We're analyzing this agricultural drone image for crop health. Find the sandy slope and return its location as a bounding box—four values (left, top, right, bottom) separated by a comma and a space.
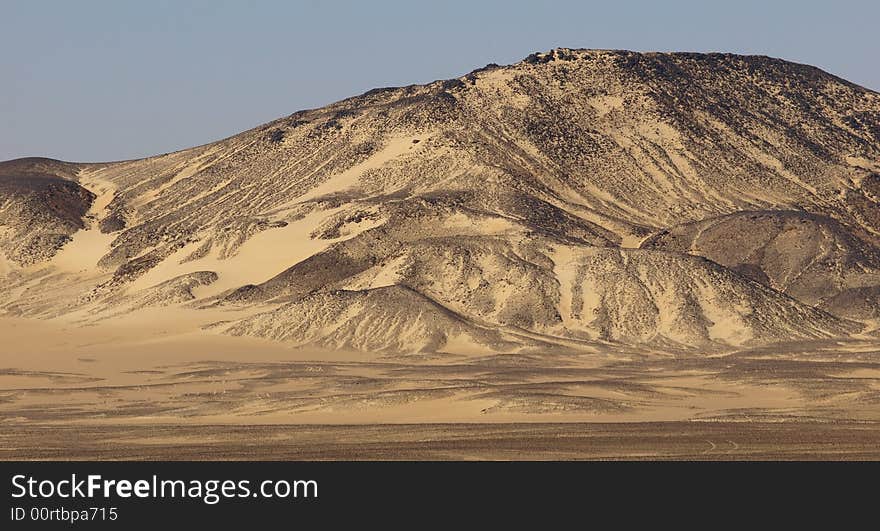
50, 172, 117, 273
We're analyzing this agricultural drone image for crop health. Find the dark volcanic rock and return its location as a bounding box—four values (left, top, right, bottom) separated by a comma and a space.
0, 159, 92, 264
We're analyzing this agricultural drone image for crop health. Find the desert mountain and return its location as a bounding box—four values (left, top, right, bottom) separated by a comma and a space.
1, 49, 879, 353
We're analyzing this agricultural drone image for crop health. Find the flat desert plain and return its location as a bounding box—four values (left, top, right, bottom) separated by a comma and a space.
2, 313, 879, 459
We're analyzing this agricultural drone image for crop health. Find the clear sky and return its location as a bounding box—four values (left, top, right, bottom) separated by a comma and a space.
2, 0, 878, 162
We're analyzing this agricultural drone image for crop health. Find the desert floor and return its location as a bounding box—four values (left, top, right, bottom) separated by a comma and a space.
2, 316, 879, 460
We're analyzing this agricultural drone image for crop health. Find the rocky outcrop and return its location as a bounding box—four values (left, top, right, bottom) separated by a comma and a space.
0, 158, 92, 265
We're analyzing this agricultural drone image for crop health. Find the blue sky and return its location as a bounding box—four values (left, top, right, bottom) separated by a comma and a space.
2, 0, 878, 162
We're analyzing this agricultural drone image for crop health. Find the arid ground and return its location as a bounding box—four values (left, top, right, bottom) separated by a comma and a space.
2, 315, 879, 459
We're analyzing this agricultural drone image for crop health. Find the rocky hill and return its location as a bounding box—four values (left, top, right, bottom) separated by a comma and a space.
1, 49, 878, 352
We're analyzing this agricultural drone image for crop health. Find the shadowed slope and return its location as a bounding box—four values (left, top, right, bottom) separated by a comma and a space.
0, 158, 92, 265
642, 210, 880, 319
